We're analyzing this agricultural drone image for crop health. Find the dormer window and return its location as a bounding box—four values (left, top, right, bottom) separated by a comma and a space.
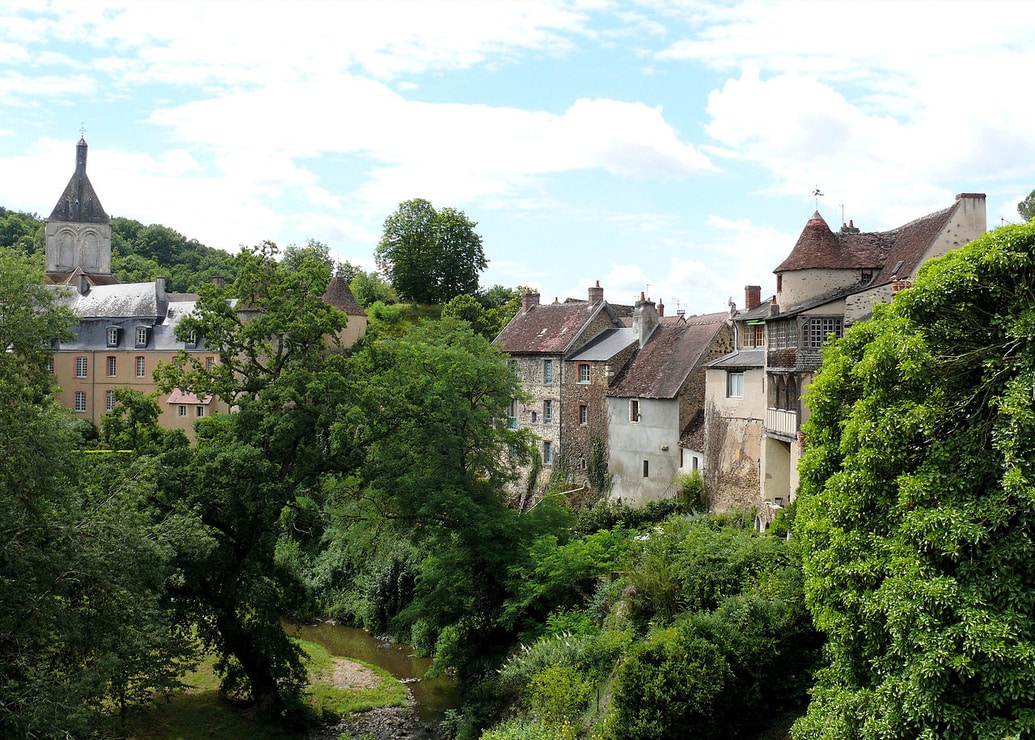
135, 326, 149, 348
106, 326, 120, 348
185, 331, 198, 348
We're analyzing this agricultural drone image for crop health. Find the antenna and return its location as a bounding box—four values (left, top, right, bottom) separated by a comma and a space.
812, 186, 824, 210
645, 283, 650, 299
79, 122, 86, 138
839, 203, 845, 225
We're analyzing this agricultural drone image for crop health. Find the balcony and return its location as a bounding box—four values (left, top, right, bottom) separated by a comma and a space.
765, 407, 798, 437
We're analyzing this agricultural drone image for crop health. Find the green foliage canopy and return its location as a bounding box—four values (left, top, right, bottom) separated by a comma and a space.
795, 221, 1035, 738
375, 198, 487, 304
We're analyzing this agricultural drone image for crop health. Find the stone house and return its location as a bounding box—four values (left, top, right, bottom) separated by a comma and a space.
705, 194, 986, 524
605, 296, 732, 504
493, 284, 626, 488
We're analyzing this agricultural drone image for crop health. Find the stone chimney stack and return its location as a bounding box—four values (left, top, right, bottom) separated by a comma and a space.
77, 273, 90, 295
632, 292, 658, 348
211, 275, 226, 288
522, 290, 540, 314
657, 298, 665, 317
744, 285, 761, 309
588, 280, 604, 304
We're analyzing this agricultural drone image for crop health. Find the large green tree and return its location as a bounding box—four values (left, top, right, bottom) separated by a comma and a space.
0, 251, 191, 736
375, 198, 487, 304
155, 242, 352, 722
794, 221, 1035, 738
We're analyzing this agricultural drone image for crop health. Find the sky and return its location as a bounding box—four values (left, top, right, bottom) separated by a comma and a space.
3, 0, 1035, 315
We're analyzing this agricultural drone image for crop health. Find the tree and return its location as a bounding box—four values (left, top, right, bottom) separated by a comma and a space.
155, 242, 352, 722
1019, 188, 1035, 222
0, 251, 191, 736
338, 318, 536, 676
794, 221, 1035, 738
375, 198, 487, 304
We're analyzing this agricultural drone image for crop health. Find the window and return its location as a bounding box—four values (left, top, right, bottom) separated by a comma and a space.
75, 356, 88, 378
205, 356, 215, 371
508, 399, 518, 429
543, 441, 553, 465
74, 391, 87, 413
186, 331, 197, 347
106, 390, 116, 412
543, 400, 553, 424
744, 323, 765, 348
107, 356, 117, 377
196, 406, 206, 418
135, 356, 146, 377
805, 317, 843, 348
577, 363, 590, 384
579, 404, 588, 426
178, 405, 188, 417
543, 359, 553, 384
770, 319, 797, 349
630, 399, 640, 422
642, 460, 649, 478
727, 371, 745, 398
135, 326, 149, 348
106, 326, 119, 348
46, 355, 54, 374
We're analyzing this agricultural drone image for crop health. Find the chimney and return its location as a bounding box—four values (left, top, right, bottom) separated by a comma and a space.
77, 273, 90, 295
657, 298, 665, 317
155, 277, 166, 297
744, 285, 761, 309
522, 290, 540, 313
588, 280, 604, 304
632, 292, 658, 347
211, 275, 225, 288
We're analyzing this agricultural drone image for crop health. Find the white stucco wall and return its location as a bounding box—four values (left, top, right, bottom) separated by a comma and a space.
606, 396, 681, 504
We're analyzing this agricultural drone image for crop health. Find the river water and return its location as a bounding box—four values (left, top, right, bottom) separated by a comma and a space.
290, 621, 462, 722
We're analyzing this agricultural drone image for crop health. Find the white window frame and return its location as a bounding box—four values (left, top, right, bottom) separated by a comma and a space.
727, 371, 745, 398
579, 404, 588, 426
74, 391, 87, 413
135, 356, 146, 377
577, 363, 590, 384
75, 356, 88, 378
543, 359, 553, 384
135, 326, 149, 348
543, 440, 553, 465
107, 355, 117, 377
178, 405, 188, 417
543, 399, 553, 424
106, 390, 116, 412
196, 406, 206, 418
106, 326, 119, 348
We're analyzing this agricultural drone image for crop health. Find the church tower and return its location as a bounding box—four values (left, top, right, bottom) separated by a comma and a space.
45, 137, 114, 285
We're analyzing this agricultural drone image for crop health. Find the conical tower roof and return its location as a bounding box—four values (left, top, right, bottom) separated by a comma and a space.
48, 137, 109, 224
775, 210, 881, 272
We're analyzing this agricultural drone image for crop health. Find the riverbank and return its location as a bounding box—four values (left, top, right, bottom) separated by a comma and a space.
310, 706, 445, 740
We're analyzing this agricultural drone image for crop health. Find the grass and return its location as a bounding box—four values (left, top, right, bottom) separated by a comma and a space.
117, 640, 407, 739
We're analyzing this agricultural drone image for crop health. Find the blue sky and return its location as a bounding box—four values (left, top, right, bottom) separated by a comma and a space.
3, 0, 1035, 315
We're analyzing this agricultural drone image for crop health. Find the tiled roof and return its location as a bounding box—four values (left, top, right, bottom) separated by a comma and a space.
608, 312, 726, 399
322, 276, 366, 315
775, 200, 962, 277
495, 301, 617, 354
679, 409, 706, 451
166, 389, 212, 405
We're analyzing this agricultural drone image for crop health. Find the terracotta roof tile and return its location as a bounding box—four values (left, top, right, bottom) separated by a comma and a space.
495, 301, 616, 354
322, 276, 366, 315
608, 312, 726, 399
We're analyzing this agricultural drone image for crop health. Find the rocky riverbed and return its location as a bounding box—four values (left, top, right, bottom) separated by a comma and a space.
310, 706, 445, 740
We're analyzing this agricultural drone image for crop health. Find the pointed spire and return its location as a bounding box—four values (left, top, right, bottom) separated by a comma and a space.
49, 138, 109, 224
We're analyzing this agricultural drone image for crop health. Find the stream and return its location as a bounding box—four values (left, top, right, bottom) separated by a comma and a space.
290, 621, 462, 723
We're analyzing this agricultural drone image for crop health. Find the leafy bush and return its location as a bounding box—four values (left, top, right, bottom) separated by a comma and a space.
528, 664, 591, 725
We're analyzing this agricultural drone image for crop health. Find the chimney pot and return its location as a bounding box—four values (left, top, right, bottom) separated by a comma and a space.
744, 285, 761, 309
588, 280, 604, 304
522, 290, 540, 313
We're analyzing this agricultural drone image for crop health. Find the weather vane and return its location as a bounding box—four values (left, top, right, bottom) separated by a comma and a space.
80, 122, 86, 138
813, 186, 824, 210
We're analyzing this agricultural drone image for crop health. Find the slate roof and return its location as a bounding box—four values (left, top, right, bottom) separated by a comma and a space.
322, 276, 366, 315
608, 312, 726, 399
567, 327, 637, 362
708, 348, 765, 370
54, 282, 164, 319
774, 200, 961, 277
495, 301, 618, 355
48, 138, 109, 224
